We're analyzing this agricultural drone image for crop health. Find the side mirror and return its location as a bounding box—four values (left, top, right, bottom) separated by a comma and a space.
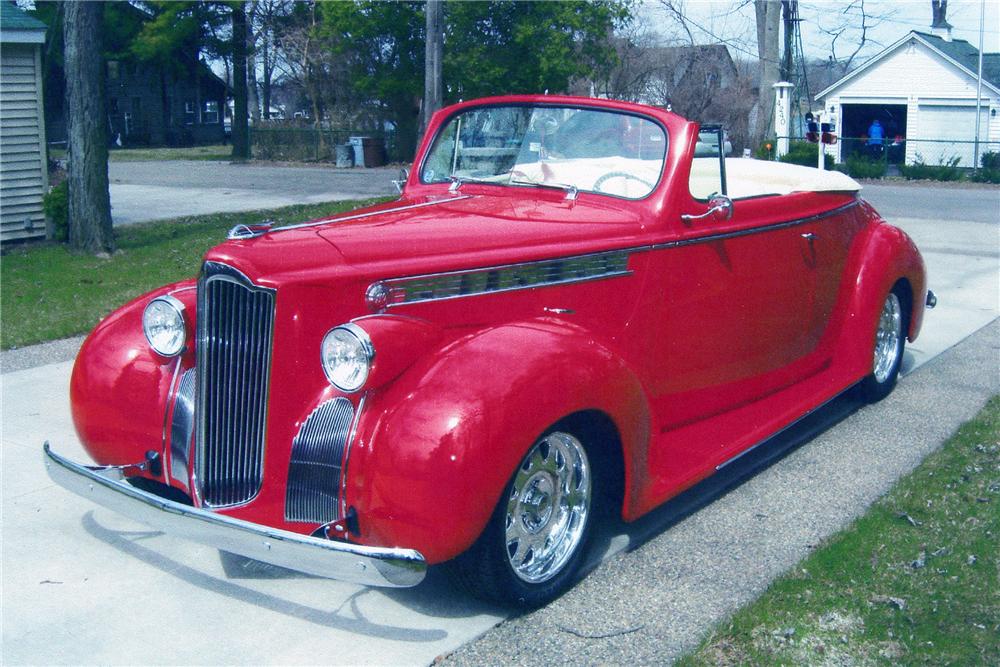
681, 194, 733, 223
393, 167, 409, 194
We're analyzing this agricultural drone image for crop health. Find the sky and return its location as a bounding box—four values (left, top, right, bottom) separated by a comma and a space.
642, 0, 1000, 64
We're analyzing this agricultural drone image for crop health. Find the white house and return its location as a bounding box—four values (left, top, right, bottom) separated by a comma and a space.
817, 29, 1000, 169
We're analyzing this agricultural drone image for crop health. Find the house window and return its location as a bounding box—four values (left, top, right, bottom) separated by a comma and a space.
107, 60, 120, 80
185, 101, 197, 125
203, 100, 220, 124
109, 98, 119, 115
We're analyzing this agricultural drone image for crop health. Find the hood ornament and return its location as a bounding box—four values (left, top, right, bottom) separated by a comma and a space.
227, 220, 275, 240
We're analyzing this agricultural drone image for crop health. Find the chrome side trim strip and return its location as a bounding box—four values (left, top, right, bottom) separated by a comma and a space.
646, 200, 859, 253
43, 444, 426, 587
376, 249, 632, 308
274, 195, 474, 233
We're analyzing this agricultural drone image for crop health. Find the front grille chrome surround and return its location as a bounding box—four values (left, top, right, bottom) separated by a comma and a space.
195, 262, 276, 508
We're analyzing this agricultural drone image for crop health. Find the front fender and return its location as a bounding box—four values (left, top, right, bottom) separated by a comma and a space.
71, 281, 197, 469
344, 319, 651, 563
837, 215, 927, 378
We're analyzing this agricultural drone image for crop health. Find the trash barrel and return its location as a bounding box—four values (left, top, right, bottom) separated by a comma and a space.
361, 137, 385, 167
335, 143, 354, 168
348, 136, 366, 167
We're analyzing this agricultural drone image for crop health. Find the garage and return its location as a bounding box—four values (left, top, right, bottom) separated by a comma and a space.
915, 103, 991, 168
817, 29, 1000, 168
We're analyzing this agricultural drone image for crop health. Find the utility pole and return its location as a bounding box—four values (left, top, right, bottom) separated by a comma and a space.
780, 1, 797, 83
423, 0, 443, 134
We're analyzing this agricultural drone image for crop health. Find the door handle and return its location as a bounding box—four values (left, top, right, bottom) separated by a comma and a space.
801, 232, 817, 241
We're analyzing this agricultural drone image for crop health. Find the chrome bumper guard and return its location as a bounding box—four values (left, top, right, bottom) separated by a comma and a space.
43, 443, 426, 587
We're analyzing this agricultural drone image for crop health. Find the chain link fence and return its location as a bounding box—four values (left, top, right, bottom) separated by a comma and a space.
250, 125, 388, 165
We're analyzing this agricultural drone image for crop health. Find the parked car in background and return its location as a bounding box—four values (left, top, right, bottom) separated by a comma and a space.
45, 95, 933, 607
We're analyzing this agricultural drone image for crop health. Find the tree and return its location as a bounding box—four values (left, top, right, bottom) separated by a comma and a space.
63, 1, 114, 254
231, 1, 250, 159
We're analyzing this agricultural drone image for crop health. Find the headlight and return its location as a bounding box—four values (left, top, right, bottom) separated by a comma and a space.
321, 323, 374, 392
142, 295, 187, 357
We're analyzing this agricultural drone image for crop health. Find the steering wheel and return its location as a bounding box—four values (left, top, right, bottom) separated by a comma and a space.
593, 171, 654, 193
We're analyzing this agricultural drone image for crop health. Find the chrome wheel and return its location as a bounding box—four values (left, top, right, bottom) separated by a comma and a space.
872, 292, 902, 383
505, 432, 591, 584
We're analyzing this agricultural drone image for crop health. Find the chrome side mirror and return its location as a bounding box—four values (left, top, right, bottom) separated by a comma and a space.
392, 167, 409, 194
681, 194, 733, 223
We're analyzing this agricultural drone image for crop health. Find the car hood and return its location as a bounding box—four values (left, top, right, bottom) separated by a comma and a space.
204, 192, 648, 285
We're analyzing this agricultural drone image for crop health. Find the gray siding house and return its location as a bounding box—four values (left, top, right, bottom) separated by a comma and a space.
1, 1, 48, 243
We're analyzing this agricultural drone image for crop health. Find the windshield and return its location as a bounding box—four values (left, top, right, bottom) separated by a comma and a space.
421, 105, 667, 199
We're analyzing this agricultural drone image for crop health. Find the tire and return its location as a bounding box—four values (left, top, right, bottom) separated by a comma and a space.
451, 428, 596, 608
860, 285, 908, 403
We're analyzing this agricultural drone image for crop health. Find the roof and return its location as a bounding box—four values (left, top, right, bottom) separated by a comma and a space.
1, 1, 46, 31
912, 31, 1000, 87
817, 30, 1000, 100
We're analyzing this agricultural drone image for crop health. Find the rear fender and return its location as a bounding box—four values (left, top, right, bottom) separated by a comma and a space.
837, 216, 927, 377
345, 319, 650, 563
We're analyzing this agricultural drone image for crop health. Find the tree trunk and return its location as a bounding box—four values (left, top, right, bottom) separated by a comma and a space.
231, 3, 250, 160
422, 0, 443, 135
246, 3, 261, 123
261, 34, 272, 120
754, 0, 781, 144
63, 0, 114, 254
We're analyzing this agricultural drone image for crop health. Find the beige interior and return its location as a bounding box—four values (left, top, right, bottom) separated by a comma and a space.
690, 157, 861, 200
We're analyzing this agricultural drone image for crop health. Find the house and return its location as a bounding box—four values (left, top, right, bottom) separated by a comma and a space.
817, 28, 1000, 168
0, 1, 48, 243
43, 2, 229, 148
102, 56, 229, 146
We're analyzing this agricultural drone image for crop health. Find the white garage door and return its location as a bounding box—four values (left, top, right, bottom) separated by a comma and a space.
914, 104, 989, 168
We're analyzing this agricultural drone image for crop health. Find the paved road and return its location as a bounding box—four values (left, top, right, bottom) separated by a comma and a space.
1, 181, 997, 664
861, 181, 999, 224
109, 161, 400, 225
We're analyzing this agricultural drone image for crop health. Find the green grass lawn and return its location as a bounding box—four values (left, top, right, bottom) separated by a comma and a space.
49, 144, 232, 162
678, 395, 1000, 666
0, 198, 389, 350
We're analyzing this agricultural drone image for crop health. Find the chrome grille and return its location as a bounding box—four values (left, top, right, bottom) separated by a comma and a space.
169, 368, 196, 489
195, 263, 275, 507
285, 398, 355, 523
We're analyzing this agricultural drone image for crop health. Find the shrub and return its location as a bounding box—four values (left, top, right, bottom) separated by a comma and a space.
42, 180, 68, 242
778, 140, 834, 169
844, 154, 887, 179
898, 154, 964, 181
980, 151, 1000, 170
969, 168, 1000, 184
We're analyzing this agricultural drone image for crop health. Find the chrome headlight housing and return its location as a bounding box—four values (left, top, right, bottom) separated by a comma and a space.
321, 323, 374, 392
142, 295, 187, 357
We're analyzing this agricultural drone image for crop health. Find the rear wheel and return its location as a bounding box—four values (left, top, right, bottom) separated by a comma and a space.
452, 429, 594, 607
860, 286, 908, 402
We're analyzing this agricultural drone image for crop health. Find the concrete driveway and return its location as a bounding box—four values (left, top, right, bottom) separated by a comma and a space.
109, 161, 400, 225
1, 182, 997, 665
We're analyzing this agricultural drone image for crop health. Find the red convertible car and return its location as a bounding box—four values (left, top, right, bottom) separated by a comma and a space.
45, 95, 934, 607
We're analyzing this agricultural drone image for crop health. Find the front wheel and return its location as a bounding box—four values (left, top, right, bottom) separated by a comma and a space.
451, 429, 594, 607
860, 287, 908, 402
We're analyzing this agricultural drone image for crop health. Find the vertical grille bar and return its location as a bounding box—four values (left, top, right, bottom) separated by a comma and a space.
195, 263, 275, 507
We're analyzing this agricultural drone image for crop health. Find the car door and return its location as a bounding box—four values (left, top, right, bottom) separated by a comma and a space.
641, 134, 820, 477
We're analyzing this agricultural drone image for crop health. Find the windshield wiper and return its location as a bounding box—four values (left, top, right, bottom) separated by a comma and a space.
510, 179, 579, 201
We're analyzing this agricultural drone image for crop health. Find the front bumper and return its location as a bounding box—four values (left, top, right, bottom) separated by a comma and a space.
43, 444, 426, 587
